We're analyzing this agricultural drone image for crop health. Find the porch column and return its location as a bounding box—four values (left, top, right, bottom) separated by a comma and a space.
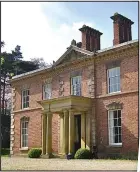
59, 113, 64, 154
81, 111, 86, 148
86, 110, 91, 150
42, 112, 47, 154
68, 109, 75, 154
46, 112, 52, 157
92, 107, 96, 146
63, 110, 69, 154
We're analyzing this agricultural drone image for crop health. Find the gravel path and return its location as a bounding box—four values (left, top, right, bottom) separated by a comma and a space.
1, 157, 138, 170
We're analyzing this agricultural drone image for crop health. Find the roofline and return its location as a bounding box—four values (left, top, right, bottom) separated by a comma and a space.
54, 45, 93, 66
96, 39, 138, 54
10, 39, 138, 82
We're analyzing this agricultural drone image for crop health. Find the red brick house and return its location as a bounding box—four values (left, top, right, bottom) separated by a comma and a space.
10, 13, 138, 158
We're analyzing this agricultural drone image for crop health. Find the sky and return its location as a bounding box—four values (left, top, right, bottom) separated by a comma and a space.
1, 2, 138, 64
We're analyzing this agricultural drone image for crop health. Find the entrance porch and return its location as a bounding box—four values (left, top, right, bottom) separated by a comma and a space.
38, 95, 93, 158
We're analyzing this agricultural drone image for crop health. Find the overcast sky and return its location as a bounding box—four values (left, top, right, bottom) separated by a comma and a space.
1, 2, 138, 64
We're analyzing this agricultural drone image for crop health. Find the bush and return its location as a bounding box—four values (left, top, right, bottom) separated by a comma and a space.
28, 148, 42, 158
74, 148, 92, 159
1, 148, 10, 156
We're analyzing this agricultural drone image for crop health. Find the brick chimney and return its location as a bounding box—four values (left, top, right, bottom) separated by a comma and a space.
79, 25, 103, 51
110, 12, 134, 45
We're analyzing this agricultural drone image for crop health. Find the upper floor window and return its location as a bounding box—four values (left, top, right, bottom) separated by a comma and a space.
71, 76, 81, 96
107, 67, 120, 93
108, 110, 122, 146
21, 117, 29, 148
22, 89, 29, 109
43, 83, 52, 100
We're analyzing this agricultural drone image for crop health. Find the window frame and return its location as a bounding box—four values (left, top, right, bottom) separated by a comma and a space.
107, 66, 121, 94
21, 118, 29, 148
108, 109, 122, 146
43, 83, 52, 100
21, 89, 29, 109
71, 75, 81, 96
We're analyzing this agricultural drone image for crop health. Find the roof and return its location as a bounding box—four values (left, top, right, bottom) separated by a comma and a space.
11, 39, 138, 82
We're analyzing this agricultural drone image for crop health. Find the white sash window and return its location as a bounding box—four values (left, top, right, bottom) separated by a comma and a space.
22, 89, 29, 109
107, 67, 120, 93
71, 76, 81, 96
21, 118, 28, 148
108, 110, 122, 145
43, 83, 52, 100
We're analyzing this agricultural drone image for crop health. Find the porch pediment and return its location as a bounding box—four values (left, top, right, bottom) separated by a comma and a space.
38, 95, 93, 113
54, 45, 93, 66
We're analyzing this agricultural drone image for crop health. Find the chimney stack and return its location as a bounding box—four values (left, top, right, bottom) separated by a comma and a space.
110, 12, 134, 45
79, 25, 103, 51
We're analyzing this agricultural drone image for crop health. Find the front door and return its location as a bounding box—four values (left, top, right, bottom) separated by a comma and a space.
74, 115, 81, 153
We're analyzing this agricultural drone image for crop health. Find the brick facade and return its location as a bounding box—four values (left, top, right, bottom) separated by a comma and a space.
10, 13, 138, 157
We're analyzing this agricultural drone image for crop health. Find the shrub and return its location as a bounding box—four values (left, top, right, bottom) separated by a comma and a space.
28, 148, 42, 158
1, 148, 10, 156
74, 148, 92, 159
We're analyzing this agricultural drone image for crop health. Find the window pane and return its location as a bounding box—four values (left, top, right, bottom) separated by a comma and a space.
114, 127, 118, 134
114, 111, 117, 118
108, 69, 113, 77
109, 86, 113, 93
118, 110, 121, 118
116, 76, 120, 84
23, 91, 26, 96
27, 102, 29, 108
116, 84, 120, 91
118, 127, 121, 134
119, 135, 122, 143
23, 97, 26, 103
26, 96, 29, 102
114, 119, 117, 126
118, 118, 121, 126
115, 135, 118, 143
116, 68, 120, 76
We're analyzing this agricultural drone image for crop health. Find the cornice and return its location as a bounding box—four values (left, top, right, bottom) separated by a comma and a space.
10, 40, 138, 83
13, 107, 42, 114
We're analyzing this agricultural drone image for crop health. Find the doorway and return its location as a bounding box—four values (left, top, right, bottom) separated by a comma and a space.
74, 115, 81, 153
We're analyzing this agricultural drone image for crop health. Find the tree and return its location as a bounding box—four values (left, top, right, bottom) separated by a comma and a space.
30, 57, 51, 68
1, 42, 52, 148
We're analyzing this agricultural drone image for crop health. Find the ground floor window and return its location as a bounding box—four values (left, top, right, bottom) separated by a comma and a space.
108, 110, 122, 145
21, 117, 29, 148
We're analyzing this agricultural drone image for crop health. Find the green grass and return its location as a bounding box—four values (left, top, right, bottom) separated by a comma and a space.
106, 153, 138, 160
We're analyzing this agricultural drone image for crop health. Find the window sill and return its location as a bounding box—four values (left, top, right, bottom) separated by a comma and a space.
108, 144, 122, 148
108, 91, 121, 95
19, 147, 29, 151
22, 107, 30, 110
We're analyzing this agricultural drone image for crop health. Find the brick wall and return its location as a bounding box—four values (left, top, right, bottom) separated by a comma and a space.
13, 109, 42, 154
96, 93, 138, 156
95, 47, 138, 156
11, 44, 138, 156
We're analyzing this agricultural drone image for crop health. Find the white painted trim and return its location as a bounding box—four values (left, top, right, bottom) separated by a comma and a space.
108, 110, 122, 146
107, 67, 121, 94
21, 119, 29, 148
